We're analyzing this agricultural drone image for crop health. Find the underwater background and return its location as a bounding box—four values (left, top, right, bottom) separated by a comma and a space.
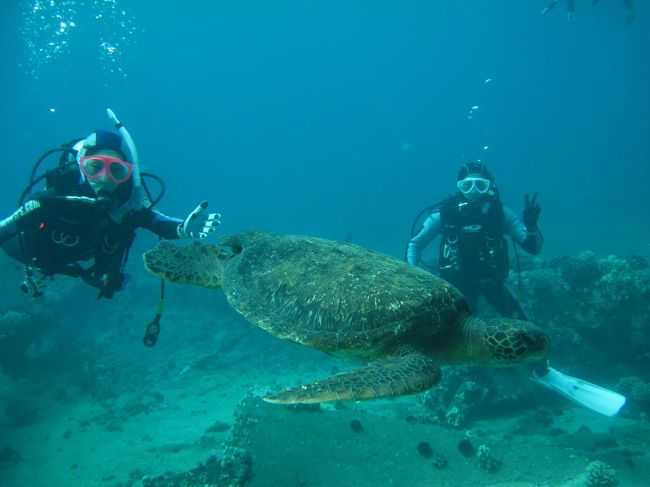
1, 1, 650, 486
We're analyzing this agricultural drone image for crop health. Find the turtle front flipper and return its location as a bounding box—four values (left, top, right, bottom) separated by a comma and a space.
143, 241, 227, 289
264, 353, 442, 404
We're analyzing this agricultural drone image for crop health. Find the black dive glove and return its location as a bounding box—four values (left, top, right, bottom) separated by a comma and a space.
523, 192, 541, 231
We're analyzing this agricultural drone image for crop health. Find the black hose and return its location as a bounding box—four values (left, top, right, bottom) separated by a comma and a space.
141, 172, 166, 208
20, 149, 77, 205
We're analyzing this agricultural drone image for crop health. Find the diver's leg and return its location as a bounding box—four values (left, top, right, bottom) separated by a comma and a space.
448, 277, 480, 314
541, 0, 560, 14
567, 0, 576, 20
624, 0, 635, 23
481, 281, 531, 321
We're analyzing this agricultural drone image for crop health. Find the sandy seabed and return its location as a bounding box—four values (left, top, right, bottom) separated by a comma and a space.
1, 285, 648, 487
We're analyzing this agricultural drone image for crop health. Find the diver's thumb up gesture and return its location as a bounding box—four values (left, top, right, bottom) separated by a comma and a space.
178, 201, 221, 239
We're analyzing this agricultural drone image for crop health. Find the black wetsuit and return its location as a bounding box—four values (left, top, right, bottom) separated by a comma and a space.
407, 196, 543, 319
0, 173, 182, 298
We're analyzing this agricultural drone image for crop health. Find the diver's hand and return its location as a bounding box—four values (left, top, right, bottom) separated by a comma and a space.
523, 192, 541, 231
178, 201, 221, 239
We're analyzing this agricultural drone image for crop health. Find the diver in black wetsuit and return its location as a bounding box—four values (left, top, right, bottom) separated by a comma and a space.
0, 110, 220, 299
407, 162, 626, 416
542, 0, 635, 23
541, 0, 576, 21
407, 162, 542, 320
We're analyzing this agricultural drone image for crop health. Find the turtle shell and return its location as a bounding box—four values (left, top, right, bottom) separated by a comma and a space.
220, 231, 467, 357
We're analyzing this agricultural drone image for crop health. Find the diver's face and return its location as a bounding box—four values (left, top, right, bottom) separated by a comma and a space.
81, 149, 127, 197
457, 174, 493, 203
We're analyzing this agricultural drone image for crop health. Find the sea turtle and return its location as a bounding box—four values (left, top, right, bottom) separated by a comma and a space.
143, 231, 549, 404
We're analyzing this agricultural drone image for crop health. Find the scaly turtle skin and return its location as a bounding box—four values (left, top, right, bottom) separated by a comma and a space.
143, 231, 549, 404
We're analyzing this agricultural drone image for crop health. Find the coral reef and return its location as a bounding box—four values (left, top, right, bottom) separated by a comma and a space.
0, 304, 55, 378
218, 446, 253, 487
416, 370, 493, 428
401, 250, 650, 429
615, 376, 650, 417
557, 251, 603, 291
583, 460, 618, 487
141, 454, 223, 487
561, 460, 618, 487
410, 366, 536, 430
138, 394, 255, 487
517, 252, 650, 378
477, 444, 501, 473
431, 450, 448, 469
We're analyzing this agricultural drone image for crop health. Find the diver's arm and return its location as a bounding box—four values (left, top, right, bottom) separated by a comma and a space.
504, 207, 543, 255
138, 208, 183, 240
138, 203, 221, 240
0, 200, 43, 244
407, 213, 442, 265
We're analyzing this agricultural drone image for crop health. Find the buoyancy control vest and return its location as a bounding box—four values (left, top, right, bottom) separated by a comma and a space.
16, 168, 140, 297
438, 196, 509, 282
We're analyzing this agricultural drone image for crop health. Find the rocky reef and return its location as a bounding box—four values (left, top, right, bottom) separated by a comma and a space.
138, 395, 255, 487
521, 252, 649, 377
0, 304, 55, 378
409, 251, 649, 428
562, 460, 619, 487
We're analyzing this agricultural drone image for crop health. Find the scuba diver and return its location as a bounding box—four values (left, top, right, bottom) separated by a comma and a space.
541, 0, 577, 20
407, 162, 626, 417
0, 109, 220, 300
542, 0, 635, 23
407, 162, 542, 319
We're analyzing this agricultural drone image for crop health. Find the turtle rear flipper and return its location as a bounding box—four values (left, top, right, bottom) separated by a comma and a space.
264, 353, 442, 404
143, 241, 226, 289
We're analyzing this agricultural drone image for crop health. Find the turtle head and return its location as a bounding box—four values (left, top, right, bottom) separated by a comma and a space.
477, 317, 550, 366
143, 241, 226, 289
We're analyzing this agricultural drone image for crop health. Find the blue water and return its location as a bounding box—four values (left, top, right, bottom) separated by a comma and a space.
1, 1, 649, 259
1, 3, 649, 485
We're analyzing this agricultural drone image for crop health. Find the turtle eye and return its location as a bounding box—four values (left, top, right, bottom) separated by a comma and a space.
518, 330, 547, 353
228, 244, 243, 255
